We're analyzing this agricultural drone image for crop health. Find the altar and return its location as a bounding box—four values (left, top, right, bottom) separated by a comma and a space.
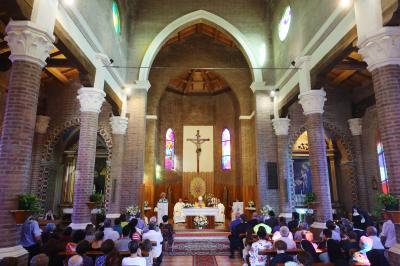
182, 207, 218, 229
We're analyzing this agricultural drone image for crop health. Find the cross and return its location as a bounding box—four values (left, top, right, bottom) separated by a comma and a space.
186, 130, 210, 173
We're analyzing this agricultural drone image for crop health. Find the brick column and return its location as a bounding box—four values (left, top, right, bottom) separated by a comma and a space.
298, 89, 332, 223
272, 118, 291, 214
121, 85, 148, 209
348, 118, 368, 210
30, 115, 51, 197
0, 21, 53, 261
106, 116, 128, 218
70, 87, 105, 229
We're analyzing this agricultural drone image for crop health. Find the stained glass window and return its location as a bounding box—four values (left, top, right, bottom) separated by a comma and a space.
165, 128, 175, 170
278, 6, 292, 42
112, 1, 121, 34
377, 142, 389, 194
222, 129, 231, 170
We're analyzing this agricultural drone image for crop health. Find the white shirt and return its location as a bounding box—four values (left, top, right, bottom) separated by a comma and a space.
278, 236, 297, 250
368, 235, 385, 250
272, 231, 293, 241
142, 230, 163, 257
122, 256, 147, 266
380, 219, 396, 248
103, 228, 120, 242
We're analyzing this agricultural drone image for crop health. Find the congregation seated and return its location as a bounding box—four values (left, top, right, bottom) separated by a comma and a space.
66, 229, 86, 252
60, 226, 73, 243
248, 227, 272, 266
95, 239, 121, 266
68, 255, 83, 266
116, 226, 132, 251
91, 231, 104, 251
270, 240, 294, 266
113, 218, 123, 236
294, 222, 307, 241
248, 212, 260, 229
319, 220, 341, 242
341, 231, 359, 261
253, 221, 272, 235
139, 239, 154, 266
159, 215, 174, 249
128, 219, 142, 241
300, 231, 320, 263
122, 240, 146, 266
41, 223, 56, 244
288, 212, 300, 233
85, 224, 96, 242
103, 219, 120, 241
75, 240, 94, 266
274, 226, 296, 250
142, 221, 163, 266
229, 214, 249, 258
265, 211, 279, 230
366, 226, 384, 250
319, 229, 346, 265
30, 253, 49, 266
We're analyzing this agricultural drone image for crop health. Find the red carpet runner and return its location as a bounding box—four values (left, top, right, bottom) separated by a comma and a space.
193, 255, 218, 266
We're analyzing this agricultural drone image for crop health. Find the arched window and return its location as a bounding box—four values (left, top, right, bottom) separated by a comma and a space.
377, 142, 389, 194
222, 129, 231, 170
112, 1, 121, 34
165, 128, 175, 170
278, 6, 292, 41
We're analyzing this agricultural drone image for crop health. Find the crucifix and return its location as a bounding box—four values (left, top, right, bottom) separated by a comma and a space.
186, 130, 210, 173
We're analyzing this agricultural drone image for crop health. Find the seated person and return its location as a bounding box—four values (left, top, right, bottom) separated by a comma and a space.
288, 212, 300, 233
84, 224, 95, 242
253, 222, 272, 235
159, 215, 174, 249
270, 240, 294, 266
319, 229, 346, 264
248, 212, 260, 228
103, 219, 120, 241
294, 222, 307, 241
45, 210, 55, 221
194, 196, 206, 208
30, 254, 49, 266
265, 210, 279, 230
275, 226, 296, 250
95, 239, 121, 266
139, 239, 153, 266
248, 227, 273, 266
352, 236, 372, 266
296, 252, 314, 266
122, 240, 146, 266
319, 220, 341, 241
142, 222, 163, 266
91, 231, 104, 251
113, 218, 123, 236
129, 219, 142, 241
66, 230, 86, 252
229, 213, 247, 258
68, 255, 83, 266
116, 226, 131, 251
341, 231, 360, 261
300, 231, 320, 263
366, 226, 385, 250
76, 240, 93, 266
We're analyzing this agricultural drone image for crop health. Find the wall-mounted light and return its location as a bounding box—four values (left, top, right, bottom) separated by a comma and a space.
63, 0, 75, 6
339, 0, 352, 8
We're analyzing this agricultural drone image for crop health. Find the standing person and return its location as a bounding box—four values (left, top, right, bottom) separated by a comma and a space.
21, 216, 42, 262
159, 215, 174, 249
380, 212, 396, 249
122, 240, 146, 266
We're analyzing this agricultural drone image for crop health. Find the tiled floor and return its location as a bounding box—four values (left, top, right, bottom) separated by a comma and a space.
163, 255, 244, 266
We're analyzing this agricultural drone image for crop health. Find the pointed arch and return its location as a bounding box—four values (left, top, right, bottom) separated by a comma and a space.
165, 128, 175, 170
138, 10, 263, 84
221, 128, 231, 170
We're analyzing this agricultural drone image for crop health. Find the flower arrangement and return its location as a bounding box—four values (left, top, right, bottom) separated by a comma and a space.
260, 204, 273, 216
194, 215, 208, 228
143, 201, 149, 208
248, 200, 255, 208
183, 203, 194, 208
126, 205, 140, 216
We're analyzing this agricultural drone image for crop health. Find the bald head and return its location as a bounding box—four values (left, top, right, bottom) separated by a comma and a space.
30, 254, 49, 266
68, 255, 83, 266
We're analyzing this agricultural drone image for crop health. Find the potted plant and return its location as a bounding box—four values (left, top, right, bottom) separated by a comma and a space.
304, 192, 317, 210
10, 194, 41, 224
377, 193, 400, 223
87, 193, 104, 209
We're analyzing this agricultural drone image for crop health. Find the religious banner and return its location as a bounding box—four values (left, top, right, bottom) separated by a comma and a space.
293, 159, 312, 195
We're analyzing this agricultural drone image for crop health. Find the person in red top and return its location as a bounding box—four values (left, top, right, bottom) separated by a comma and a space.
129, 219, 141, 241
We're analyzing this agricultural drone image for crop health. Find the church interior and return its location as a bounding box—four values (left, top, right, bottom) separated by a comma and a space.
0, 0, 400, 265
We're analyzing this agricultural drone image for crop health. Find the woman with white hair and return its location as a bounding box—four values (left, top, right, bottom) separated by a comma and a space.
276, 226, 296, 250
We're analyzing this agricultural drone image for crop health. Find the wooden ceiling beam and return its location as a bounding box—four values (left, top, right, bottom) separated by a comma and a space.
333, 61, 367, 71
332, 70, 357, 85
46, 58, 75, 68
44, 67, 70, 84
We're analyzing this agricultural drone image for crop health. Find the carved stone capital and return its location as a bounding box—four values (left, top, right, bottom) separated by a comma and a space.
5, 21, 54, 68
35, 115, 50, 134
358, 27, 400, 71
298, 89, 326, 115
272, 118, 290, 136
110, 116, 128, 135
348, 118, 363, 136
77, 87, 106, 113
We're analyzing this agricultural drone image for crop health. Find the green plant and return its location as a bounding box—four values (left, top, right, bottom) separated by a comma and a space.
89, 193, 104, 204
304, 192, 317, 205
377, 193, 399, 210
18, 194, 41, 213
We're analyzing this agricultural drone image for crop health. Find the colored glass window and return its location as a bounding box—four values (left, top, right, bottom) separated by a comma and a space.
278, 6, 292, 41
165, 128, 175, 170
377, 142, 389, 194
112, 1, 121, 34
222, 129, 231, 170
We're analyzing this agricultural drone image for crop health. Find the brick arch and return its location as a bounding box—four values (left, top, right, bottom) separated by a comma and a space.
288, 121, 358, 207
38, 119, 113, 206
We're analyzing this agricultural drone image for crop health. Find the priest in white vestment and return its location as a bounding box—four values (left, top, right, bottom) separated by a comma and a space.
173, 198, 186, 223
216, 199, 225, 223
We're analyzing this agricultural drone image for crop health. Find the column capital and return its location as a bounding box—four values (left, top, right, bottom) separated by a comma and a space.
272, 118, 290, 136
110, 116, 128, 135
358, 27, 400, 71
77, 87, 106, 113
298, 89, 326, 115
5, 21, 54, 68
35, 115, 51, 134
348, 118, 363, 136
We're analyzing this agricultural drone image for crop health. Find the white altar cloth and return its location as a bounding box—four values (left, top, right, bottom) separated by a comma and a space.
182, 207, 219, 217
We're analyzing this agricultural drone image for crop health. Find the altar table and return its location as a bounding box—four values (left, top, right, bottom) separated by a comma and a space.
182, 207, 218, 229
